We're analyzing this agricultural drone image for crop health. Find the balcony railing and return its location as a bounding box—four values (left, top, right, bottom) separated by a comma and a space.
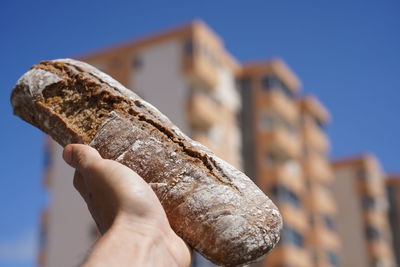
187, 93, 220, 130
302, 122, 330, 154
279, 203, 310, 232
182, 50, 218, 89
257, 90, 299, 123
259, 127, 301, 159
260, 164, 305, 194
302, 156, 334, 184
306, 184, 337, 214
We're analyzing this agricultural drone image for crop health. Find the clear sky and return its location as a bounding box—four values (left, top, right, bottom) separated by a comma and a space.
0, 0, 399, 266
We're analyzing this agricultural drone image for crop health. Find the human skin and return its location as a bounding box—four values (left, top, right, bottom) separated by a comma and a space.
63, 144, 191, 267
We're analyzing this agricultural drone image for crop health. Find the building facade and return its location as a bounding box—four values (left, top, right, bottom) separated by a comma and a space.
332, 155, 396, 267
238, 60, 310, 267
386, 176, 400, 267
238, 61, 341, 267
39, 20, 399, 267
298, 97, 341, 267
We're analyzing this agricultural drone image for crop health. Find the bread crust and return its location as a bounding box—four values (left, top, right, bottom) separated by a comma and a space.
11, 59, 282, 266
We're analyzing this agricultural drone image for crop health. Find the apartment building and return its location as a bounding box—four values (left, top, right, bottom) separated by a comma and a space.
39, 20, 346, 267
238, 60, 312, 267
39, 21, 241, 267
332, 155, 396, 267
386, 176, 400, 266
298, 96, 341, 267
237, 62, 341, 267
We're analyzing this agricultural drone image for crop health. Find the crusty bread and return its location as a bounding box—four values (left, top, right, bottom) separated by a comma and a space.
11, 59, 282, 266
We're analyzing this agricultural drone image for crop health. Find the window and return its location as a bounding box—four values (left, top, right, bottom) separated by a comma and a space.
366, 225, 381, 240
326, 251, 339, 266
285, 120, 299, 137
266, 151, 280, 165
315, 118, 325, 130
237, 77, 252, 91
258, 110, 298, 134
39, 226, 47, 250
357, 167, 368, 180
362, 195, 376, 209
309, 215, 315, 227
43, 145, 51, 169
184, 39, 194, 56
281, 226, 304, 247
372, 258, 386, 267
302, 145, 310, 157
201, 45, 218, 66
208, 125, 223, 146
312, 250, 318, 264
132, 55, 143, 69
261, 75, 274, 91
284, 160, 301, 176
265, 150, 289, 166
305, 179, 312, 191
259, 112, 276, 131
110, 58, 121, 69
322, 216, 336, 231
261, 74, 293, 99
270, 185, 301, 208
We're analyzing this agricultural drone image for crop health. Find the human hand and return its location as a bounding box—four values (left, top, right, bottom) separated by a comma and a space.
63, 144, 191, 267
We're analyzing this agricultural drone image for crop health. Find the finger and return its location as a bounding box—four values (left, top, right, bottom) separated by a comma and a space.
63, 144, 102, 172
73, 171, 87, 200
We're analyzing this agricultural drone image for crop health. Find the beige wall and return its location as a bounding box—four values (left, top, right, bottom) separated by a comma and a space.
332, 167, 369, 267
214, 66, 241, 168
45, 140, 95, 267
131, 38, 189, 133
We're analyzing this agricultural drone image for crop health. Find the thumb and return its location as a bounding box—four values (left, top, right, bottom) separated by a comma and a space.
63, 144, 102, 173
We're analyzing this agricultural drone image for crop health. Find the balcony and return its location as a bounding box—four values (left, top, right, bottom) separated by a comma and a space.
260, 163, 305, 193
256, 90, 299, 123
265, 244, 311, 267
356, 177, 386, 198
367, 240, 396, 261
187, 93, 220, 130
306, 184, 337, 214
182, 40, 218, 89
258, 127, 301, 159
302, 156, 334, 184
308, 226, 340, 254
364, 210, 390, 229
318, 224, 341, 249
191, 132, 217, 152
302, 122, 330, 154
279, 203, 309, 232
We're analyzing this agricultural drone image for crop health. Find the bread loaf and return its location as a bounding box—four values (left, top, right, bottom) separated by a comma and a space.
11, 59, 282, 266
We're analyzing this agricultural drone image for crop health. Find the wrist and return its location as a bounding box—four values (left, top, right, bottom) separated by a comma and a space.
82, 214, 160, 267
83, 212, 189, 267
111, 211, 170, 239
109, 212, 191, 267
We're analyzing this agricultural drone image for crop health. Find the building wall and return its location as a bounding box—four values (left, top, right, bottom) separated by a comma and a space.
44, 141, 96, 267
299, 96, 340, 267
331, 167, 369, 267
131, 38, 188, 132
40, 20, 398, 267
239, 61, 313, 267
332, 156, 396, 267
386, 176, 400, 267
212, 66, 241, 168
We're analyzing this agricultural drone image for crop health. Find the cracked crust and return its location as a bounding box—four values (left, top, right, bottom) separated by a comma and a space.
10, 58, 282, 266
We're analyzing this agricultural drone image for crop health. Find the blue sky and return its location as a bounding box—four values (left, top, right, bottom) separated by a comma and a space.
0, 1, 399, 266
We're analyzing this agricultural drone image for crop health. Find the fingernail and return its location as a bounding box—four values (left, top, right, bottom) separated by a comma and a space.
63, 145, 73, 166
